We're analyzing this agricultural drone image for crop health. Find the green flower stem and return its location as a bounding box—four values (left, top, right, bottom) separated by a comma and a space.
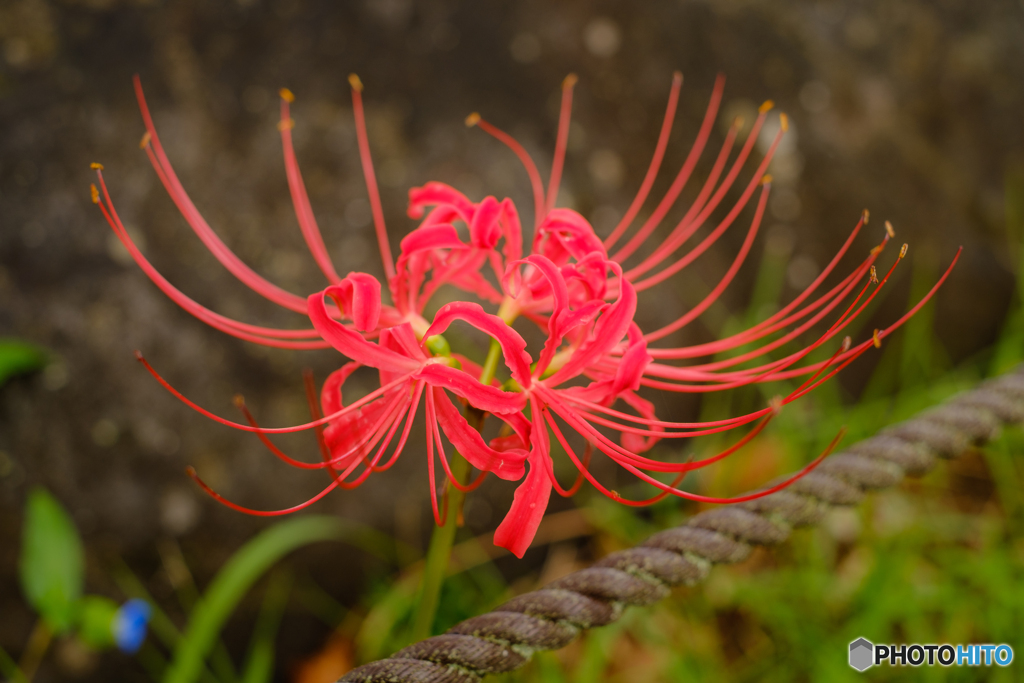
410, 334, 505, 641
17, 620, 50, 683
479, 334, 505, 387
410, 445, 472, 642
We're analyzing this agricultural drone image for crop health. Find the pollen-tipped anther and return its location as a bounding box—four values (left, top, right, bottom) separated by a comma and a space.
759, 99, 775, 113
769, 395, 784, 414
90, 184, 100, 204
842, 336, 852, 352
90, 162, 104, 170
562, 73, 579, 89
862, 209, 870, 224
779, 113, 789, 132
761, 174, 773, 186
872, 329, 882, 348
233, 394, 246, 408
133, 350, 145, 362
885, 220, 895, 238
185, 465, 198, 478
139, 132, 151, 149
899, 243, 908, 258
279, 88, 295, 103
347, 74, 364, 92
870, 265, 879, 283
465, 112, 481, 127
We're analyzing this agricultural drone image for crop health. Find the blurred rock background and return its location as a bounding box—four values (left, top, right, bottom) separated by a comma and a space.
1, 0, 1022, 680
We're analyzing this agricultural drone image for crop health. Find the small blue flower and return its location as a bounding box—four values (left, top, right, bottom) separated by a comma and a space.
113, 599, 151, 653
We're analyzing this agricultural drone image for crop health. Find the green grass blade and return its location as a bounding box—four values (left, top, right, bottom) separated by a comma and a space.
163, 516, 390, 683
240, 570, 291, 683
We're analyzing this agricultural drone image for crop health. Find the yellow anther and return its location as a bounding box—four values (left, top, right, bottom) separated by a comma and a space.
465, 112, 481, 127
870, 244, 883, 256
279, 88, 295, 102
90, 184, 99, 204
885, 220, 895, 238
562, 73, 578, 88
90, 162, 104, 170
759, 99, 775, 113
233, 394, 246, 408
769, 395, 784, 414
862, 208, 870, 224
870, 265, 878, 283
872, 329, 882, 348
348, 73, 364, 92
900, 243, 908, 258
842, 336, 852, 352
733, 116, 744, 129
277, 118, 295, 131
139, 131, 151, 149
779, 112, 789, 132
761, 174, 773, 186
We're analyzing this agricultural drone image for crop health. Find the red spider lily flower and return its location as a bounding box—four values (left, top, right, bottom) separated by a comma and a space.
394, 74, 959, 555
90, 70, 959, 558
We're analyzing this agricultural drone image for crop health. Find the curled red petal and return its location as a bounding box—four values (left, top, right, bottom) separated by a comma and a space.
308, 288, 418, 373
424, 301, 533, 388
432, 388, 527, 480
399, 223, 466, 254
408, 181, 475, 221
327, 273, 381, 331
493, 398, 552, 558
413, 363, 526, 415
470, 196, 502, 249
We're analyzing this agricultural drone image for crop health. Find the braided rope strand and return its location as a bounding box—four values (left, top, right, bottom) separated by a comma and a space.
340, 366, 1024, 683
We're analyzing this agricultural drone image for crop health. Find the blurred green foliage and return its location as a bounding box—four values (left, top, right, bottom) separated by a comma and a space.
19, 487, 85, 635
0, 340, 46, 388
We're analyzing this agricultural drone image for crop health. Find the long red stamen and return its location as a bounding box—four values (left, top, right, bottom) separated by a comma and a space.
236, 390, 406, 471
628, 112, 785, 288
603, 71, 685, 248
641, 178, 769, 334
467, 114, 546, 227
348, 74, 395, 280
93, 174, 328, 348
372, 381, 424, 472
637, 271, 877, 391
612, 96, 738, 265
132, 76, 309, 314
135, 351, 410, 433
545, 74, 577, 215
304, 370, 331, 463
186, 466, 341, 517
278, 89, 343, 284
606, 74, 725, 255
616, 427, 843, 505
644, 213, 875, 349
770, 247, 962, 385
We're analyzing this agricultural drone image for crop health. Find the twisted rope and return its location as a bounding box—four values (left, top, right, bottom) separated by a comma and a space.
340, 366, 1024, 683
